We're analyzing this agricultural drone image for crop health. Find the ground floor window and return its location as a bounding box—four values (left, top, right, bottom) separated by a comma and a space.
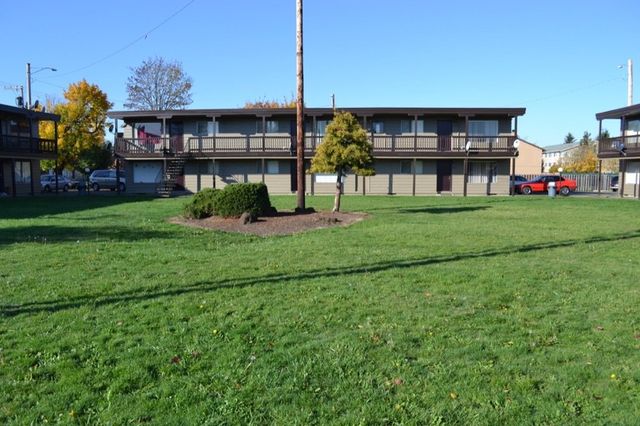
266, 160, 279, 174
14, 160, 31, 184
469, 161, 497, 184
624, 161, 640, 185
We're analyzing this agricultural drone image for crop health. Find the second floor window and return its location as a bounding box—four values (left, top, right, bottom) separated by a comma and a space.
469, 120, 498, 137
372, 122, 384, 134
196, 121, 218, 136
401, 120, 424, 133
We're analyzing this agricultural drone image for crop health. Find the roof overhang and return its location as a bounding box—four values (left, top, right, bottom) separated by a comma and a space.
596, 103, 640, 120
108, 107, 526, 120
0, 103, 60, 121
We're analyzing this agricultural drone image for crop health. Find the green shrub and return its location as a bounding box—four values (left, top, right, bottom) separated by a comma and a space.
183, 188, 221, 219
215, 183, 274, 218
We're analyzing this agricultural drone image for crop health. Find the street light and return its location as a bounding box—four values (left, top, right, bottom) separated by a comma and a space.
26, 62, 57, 109
617, 59, 633, 106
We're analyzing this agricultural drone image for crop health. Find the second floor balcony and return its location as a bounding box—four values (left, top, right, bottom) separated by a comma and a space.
0, 134, 57, 158
598, 135, 640, 158
115, 134, 518, 158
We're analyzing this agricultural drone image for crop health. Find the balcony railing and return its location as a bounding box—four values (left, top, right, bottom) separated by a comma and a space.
115, 135, 517, 157
0, 134, 56, 155
598, 135, 640, 157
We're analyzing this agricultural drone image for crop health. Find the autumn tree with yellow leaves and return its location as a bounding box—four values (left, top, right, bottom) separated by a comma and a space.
40, 80, 113, 173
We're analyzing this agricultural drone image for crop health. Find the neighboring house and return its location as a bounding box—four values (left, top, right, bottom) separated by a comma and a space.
514, 138, 543, 174
541, 142, 581, 172
596, 103, 640, 198
0, 104, 59, 196
108, 107, 525, 196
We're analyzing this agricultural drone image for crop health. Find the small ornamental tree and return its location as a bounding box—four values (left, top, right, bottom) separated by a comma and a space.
309, 111, 374, 212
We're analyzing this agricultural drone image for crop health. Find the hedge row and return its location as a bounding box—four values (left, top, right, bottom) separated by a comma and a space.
183, 183, 274, 219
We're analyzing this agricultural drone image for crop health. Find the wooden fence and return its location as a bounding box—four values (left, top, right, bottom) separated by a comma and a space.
520, 173, 617, 192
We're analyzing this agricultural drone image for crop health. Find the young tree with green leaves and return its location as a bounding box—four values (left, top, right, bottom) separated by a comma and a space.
309, 112, 374, 212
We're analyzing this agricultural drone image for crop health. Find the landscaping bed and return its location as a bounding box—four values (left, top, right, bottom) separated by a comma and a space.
172, 210, 367, 236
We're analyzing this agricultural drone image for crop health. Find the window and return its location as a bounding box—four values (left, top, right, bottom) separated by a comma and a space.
372, 121, 384, 134
400, 160, 412, 174
469, 120, 499, 136
401, 120, 424, 133
627, 120, 640, 133
266, 120, 279, 133
196, 121, 218, 136
469, 161, 497, 184
266, 160, 279, 174
14, 160, 31, 184
316, 120, 329, 136
625, 162, 640, 185
9, 120, 29, 136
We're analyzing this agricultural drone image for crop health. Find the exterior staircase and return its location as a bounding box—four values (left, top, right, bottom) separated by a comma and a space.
157, 154, 189, 197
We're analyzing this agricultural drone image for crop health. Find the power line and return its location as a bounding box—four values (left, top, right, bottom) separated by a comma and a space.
517, 77, 624, 105
54, 0, 197, 78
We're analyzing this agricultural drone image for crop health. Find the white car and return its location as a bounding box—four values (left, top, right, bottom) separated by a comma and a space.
41, 175, 74, 192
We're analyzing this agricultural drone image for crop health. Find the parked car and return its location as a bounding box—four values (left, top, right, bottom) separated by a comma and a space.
40, 175, 75, 192
611, 176, 619, 192
515, 175, 577, 196
510, 175, 528, 185
89, 169, 126, 192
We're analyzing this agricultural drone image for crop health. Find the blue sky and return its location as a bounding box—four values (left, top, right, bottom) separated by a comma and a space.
0, 0, 637, 146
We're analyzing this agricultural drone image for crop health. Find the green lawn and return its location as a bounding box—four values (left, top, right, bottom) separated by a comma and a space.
1, 194, 639, 424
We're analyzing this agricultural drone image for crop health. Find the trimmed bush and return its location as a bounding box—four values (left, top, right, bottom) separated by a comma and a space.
215, 183, 273, 218
183, 188, 221, 219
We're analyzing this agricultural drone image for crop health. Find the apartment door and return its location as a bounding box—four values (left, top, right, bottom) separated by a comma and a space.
437, 160, 452, 192
169, 122, 184, 153
437, 120, 453, 151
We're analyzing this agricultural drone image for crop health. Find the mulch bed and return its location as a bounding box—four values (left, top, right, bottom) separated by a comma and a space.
170, 211, 368, 236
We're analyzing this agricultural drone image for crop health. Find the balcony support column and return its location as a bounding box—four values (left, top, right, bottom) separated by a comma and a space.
597, 159, 602, 194
11, 158, 16, 197
619, 116, 626, 198
414, 114, 418, 152
211, 115, 217, 152
261, 158, 265, 184
54, 118, 59, 194
212, 158, 216, 189
262, 116, 266, 152
510, 157, 516, 196
28, 117, 34, 195
463, 157, 468, 197
412, 158, 416, 196
597, 120, 602, 194
620, 159, 626, 198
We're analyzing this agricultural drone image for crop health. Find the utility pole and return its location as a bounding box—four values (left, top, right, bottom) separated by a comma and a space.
26, 62, 57, 109
295, 0, 305, 211
627, 58, 633, 106
26, 63, 32, 109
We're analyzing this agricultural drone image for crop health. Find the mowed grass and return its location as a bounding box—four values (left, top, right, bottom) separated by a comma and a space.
1, 194, 639, 424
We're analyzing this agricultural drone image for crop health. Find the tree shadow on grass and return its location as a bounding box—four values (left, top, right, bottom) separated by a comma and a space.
3, 229, 640, 318
398, 206, 491, 214
0, 195, 155, 220
0, 224, 182, 247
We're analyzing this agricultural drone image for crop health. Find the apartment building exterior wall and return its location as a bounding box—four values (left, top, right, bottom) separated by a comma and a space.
109, 107, 525, 197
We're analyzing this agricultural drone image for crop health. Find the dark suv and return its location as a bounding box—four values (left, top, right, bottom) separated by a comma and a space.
89, 169, 126, 192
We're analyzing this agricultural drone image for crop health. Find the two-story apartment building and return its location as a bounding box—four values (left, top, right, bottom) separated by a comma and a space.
0, 103, 59, 196
596, 103, 640, 198
541, 142, 581, 172
108, 107, 525, 197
